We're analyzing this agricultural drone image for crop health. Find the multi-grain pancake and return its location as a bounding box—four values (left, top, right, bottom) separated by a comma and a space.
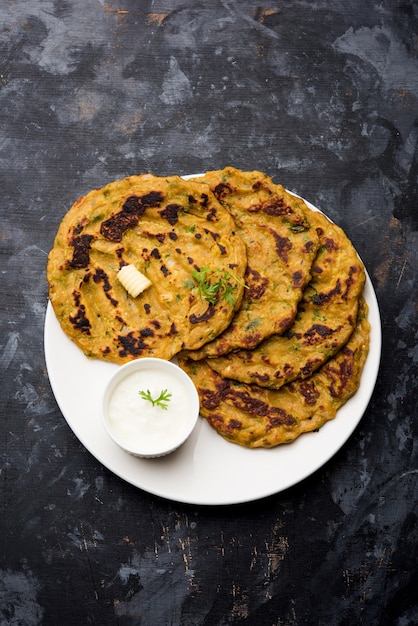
182, 167, 320, 357
47, 174, 247, 364
47, 167, 370, 449
205, 207, 366, 389
178, 297, 370, 448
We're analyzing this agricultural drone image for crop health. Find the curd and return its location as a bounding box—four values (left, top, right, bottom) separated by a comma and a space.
103, 358, 199, 457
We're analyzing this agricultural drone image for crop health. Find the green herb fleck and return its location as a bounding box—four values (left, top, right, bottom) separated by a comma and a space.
138, 389, 172, 410
191, 265, 246, 305
289, 223, 308, 233
246, 318, 261, 331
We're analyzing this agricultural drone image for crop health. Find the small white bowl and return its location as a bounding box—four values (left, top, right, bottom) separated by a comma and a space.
102, 358, 200, 458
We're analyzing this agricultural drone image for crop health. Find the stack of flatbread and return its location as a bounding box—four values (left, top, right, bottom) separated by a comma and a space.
47, 167, 370, 448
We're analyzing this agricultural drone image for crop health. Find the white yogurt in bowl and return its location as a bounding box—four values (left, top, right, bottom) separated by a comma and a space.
102, 358, 200, 458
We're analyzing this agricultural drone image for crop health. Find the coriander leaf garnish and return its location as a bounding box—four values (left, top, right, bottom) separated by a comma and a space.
138, 389, 172, 410
191, 265, 246, 305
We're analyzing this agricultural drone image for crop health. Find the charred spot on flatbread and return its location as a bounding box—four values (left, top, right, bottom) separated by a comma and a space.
47, 174, 247, 364
178, 298, 370, 448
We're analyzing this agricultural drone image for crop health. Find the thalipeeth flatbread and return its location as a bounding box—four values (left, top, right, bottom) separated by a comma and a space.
205, 207, 365, 388
178, 297, 370, 448
47, 174, 247, 364
182, 167, 320, 357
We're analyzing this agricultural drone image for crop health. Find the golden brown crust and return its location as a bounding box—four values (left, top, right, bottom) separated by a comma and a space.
204, 207, 366, 389
47, 174, 247, 364
181, 167, 320, 357
178, 298, 370, 448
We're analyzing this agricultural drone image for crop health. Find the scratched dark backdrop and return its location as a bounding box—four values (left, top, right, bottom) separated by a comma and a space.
1, 1, 417, 624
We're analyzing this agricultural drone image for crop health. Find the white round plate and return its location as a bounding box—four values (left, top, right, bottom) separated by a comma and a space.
44, 190, 381, 506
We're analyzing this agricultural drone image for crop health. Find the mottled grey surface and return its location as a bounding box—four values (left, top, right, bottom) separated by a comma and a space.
1, 1, 417, 625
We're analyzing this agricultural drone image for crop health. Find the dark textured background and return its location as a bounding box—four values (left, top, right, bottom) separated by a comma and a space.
1, 1, 417, 624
